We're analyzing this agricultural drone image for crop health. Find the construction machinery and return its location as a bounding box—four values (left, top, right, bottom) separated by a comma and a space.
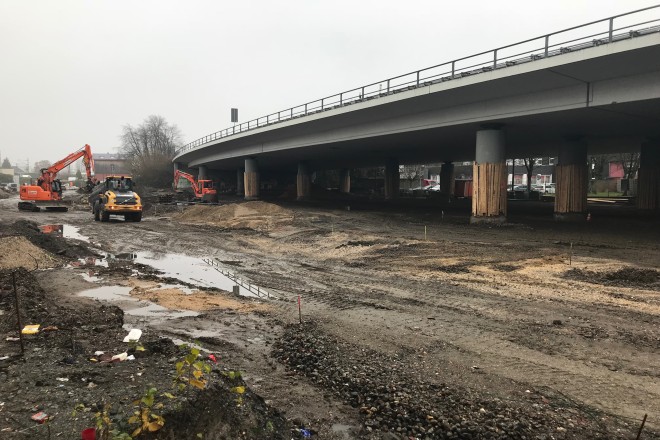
88, 176, 143, 222
18, 144, 95, 212
173, 169, 218, 202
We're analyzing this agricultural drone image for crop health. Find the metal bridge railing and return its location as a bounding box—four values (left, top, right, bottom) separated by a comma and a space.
202, 257, 271, 299
176, 5, 660, 156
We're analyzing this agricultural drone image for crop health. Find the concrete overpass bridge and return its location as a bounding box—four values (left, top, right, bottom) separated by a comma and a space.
174, 5, 660, 221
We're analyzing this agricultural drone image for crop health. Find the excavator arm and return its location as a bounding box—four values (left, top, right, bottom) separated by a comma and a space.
39, 144, 95, 191
173, 170, 200, 197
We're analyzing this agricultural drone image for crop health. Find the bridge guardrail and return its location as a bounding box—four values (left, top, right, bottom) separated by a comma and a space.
176, 5, 660, 156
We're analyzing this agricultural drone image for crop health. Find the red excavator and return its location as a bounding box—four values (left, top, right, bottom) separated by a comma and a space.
19, 144, 96, 212
173, 169, 218, 202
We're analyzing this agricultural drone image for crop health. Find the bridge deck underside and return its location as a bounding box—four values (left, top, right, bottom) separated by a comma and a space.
177, 36, 660, 172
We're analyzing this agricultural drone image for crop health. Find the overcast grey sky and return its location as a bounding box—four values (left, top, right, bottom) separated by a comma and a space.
0, 0, 657, 168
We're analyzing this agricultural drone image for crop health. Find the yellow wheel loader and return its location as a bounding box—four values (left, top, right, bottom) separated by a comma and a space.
88, 176, 143, 222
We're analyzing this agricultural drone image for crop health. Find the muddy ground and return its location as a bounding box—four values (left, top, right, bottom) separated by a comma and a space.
0, 194, 659, 439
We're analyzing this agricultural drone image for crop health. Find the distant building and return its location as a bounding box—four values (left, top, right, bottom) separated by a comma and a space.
93, 153, 130, 180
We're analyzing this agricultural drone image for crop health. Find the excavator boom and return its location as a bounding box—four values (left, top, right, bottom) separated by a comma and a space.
19, 144, 96, 212
173, 169, 217, 202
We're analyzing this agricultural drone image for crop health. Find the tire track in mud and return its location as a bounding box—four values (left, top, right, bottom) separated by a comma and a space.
55, 208, 660, 431
244, 254, 660, 429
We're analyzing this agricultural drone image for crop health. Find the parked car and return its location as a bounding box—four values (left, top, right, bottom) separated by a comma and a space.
425, 184, 441, 193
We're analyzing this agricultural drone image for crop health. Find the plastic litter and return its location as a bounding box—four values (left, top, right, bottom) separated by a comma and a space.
123, 328, 142, 343
81, 427, 96, 440
126, 355, 136, 361
56, 377, 69, 382
31, 412, 50, 424
5, 337, 20, 342
94, 351, 104, 356
22, 324, 40, 335
208, 354, 217, 363
0, 356, 9, 361
111, 352, 128, 362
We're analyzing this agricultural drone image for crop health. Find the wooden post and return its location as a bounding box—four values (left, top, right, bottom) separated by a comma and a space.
12, 271, 25, 356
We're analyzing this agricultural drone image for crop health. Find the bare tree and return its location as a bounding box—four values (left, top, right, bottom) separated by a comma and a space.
121, 115, 182, 187
33, 160, 52, 173
617, 152, 640, 179
400, 164, 426, 188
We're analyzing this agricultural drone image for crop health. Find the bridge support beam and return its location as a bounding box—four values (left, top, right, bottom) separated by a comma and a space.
173, 162, 182, 173
637, 141, 660, 210
297, 162, 311, 201
440, 162, 455, 198
471, 129, 507, 224
554, 140, 588, 221
384, 158, 400, 200
244, 158, 259, 200
198, 165, 208, 181
236, 169, 244, 196
339, 168, 351, 194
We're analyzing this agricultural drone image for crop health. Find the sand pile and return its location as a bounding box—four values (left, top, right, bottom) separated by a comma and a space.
174, 201, 295, 230
0, 236, 60, 269
0, 188, 10, 199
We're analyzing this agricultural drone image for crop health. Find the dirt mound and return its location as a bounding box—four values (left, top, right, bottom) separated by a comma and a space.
0, 188, 11, 199
0, 236, 60, 269
563, 267, 660, 289
174, 201, 294, 230
0, 220, 96, 259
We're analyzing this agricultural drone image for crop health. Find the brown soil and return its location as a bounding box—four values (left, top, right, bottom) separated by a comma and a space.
0, 236, 60, 270
174, 201, 295, 230
128, 279, 273, 313
1, 196, 659, 439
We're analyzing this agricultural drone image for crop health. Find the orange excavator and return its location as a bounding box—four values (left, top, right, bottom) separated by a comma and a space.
19, 144, 95, 212
173, 169, 218, 202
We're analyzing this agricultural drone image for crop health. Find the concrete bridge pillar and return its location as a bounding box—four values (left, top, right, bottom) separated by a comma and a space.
297, 162, 311, 201
198, 165, 208, 181
554, 140, 588, 220
339, 168, 351, 194
173, 162, 182, 173
244, 158, 259, 200
440, 162, 455, 198
384, 158, 400, 200
637, 141, 660, 210
236, 169, 244, 196
471, 129, 507, 223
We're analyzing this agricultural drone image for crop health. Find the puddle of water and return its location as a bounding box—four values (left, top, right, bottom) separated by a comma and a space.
78, 284, 200, 325
79, 272, 102, 283
125, 303, 199, 319
39, 224, 91, 242
78, 285, 133, 301
132, 252, 256, 297
68, 256, 108, 268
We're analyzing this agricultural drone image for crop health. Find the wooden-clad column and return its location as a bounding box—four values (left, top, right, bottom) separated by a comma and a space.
236, 168, 244, 196
244, 158, 259, 201
384, 158, 400, 200
554, 140, 587, 220
637, 141, 660, 210
440, 162, 455, 198
471, 129, 507, 223
296, 162, 311, 201
339, 168, 351, 194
